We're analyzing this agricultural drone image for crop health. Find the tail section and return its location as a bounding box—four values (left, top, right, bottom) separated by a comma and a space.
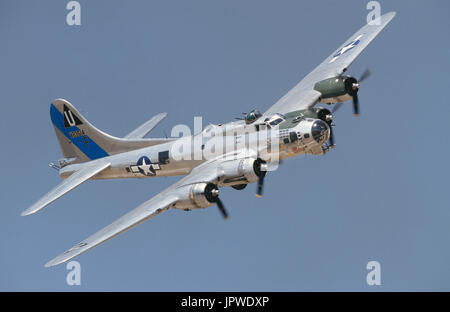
50, 99, 171, 163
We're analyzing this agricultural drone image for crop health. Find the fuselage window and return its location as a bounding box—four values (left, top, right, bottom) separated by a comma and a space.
158, 151, 170, 164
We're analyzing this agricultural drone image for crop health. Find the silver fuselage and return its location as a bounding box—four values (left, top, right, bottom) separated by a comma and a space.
59, 118, 330, 180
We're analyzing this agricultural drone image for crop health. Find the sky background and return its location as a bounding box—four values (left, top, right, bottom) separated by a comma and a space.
1, 0, 449, 291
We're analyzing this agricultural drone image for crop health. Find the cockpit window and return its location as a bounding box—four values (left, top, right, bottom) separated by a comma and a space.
265, 113, 286, 127
269, 118, 283, 126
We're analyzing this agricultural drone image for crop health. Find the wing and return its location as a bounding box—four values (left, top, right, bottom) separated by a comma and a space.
124, 112, 168, 139
264, 12, 396, 115
22, 161, 111, 216
44, 159, 223, 267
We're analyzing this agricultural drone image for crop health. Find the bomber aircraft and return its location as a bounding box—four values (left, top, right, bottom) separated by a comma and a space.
23, 12, 396, 267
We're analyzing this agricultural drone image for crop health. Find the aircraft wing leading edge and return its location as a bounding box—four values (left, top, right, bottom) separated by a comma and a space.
44, 158, 225, 267
44, 193, 178, 267
264, 11, 396, 115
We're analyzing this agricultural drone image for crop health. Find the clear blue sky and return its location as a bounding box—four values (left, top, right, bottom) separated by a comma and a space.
1, 0, 449, 291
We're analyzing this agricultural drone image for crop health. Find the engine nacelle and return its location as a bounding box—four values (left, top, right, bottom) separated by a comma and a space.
217, 158, 266, 187
314, 76, 359, 104
174, 183, 219, 210
297, 107, 333, 125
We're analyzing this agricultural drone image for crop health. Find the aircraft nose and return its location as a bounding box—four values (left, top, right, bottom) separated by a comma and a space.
311, 120, 330, 143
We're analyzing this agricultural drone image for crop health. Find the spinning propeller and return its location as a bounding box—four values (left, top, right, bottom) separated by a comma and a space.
254, 159, 268, 198
329, 69, 371, 145
216, 198, 228, 219
335, 69, 371, 116
351, 68, 371, 116
205, 183, 229, 220
329, 125, 335, 146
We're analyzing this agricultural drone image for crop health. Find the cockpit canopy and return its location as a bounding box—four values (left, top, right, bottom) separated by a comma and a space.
264, 113, 286, 127
245, 109, 262, 124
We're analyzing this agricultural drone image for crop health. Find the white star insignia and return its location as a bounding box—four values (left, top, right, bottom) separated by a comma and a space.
138, 157, 153, 175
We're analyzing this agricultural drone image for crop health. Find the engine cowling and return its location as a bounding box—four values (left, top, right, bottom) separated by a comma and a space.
218, 158, 267, 187
298, 107, 333, 126
174, 183, 219, 210
314, 76, 359, 104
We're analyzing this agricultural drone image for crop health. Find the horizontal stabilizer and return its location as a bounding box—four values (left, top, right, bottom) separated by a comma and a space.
124, 113, 168, 139
22, 161, 111, 216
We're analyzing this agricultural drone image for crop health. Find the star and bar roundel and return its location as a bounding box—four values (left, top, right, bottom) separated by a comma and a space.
129, 156, 161, 176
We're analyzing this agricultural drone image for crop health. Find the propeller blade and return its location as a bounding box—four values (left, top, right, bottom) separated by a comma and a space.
256, 172, 265, 198
329, 126, 335, 146
254, 160, 268, 198
216, 198, 229, 220
256, 171, 266, 198
352, 94, 360, 116
359, 69, 371, 83
332, 102, 343, 114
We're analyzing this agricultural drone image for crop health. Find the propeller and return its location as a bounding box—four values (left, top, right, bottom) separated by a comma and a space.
359, 68, 371, 83
328, 125, 335, 146
331, 102, 343, 114
352, 69, 371, 116
216, 198, 228, 219
334, 69, 371, 116
254, 159, 268, 198
256, 172, 264, 198
205, 183, 229, 220
352, 93, 360, 116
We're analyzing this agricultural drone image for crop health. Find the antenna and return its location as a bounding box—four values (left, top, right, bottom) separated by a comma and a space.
48, 162, 60, 171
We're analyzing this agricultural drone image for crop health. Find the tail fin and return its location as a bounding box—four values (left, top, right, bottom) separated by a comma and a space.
50, 99, 170, 162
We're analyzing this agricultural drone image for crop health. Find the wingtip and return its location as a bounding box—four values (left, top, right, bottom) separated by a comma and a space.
154, 112, 168, 118
21, 202, 43, 216
44, 261, 58, 268
44, 261, 54, 268
383, 11, 397, 21
44, 257, 66, 268
369, 12, 396, 27
21, 209, 36, 216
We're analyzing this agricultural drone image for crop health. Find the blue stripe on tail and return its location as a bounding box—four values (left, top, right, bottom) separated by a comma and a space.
50, 104, 109, 160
